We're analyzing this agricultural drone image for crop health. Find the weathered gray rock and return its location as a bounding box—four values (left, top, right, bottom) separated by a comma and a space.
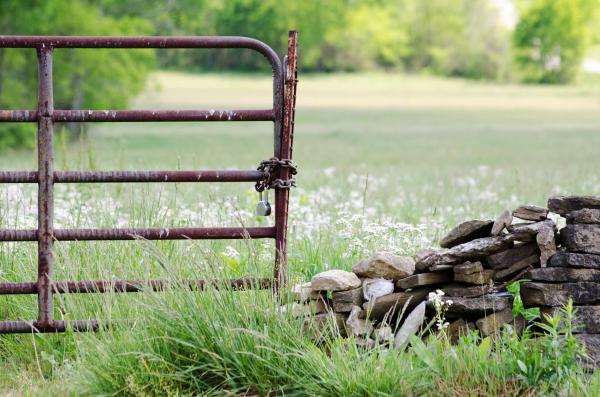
303, 312, 349, 338
290, 299, 329, 317
512, 205, 548, 221
363, 288, 430, 321
447, 318, 475, 344
576, 334, 600, 369
454, 261, 484, 275
521, 282, 600, 307
548, 195, 600, 216
352, 253, 415, 280
290, 282, 315, 302
439, 220, 493, 248
354, 337, 376, 349
373, 324, 393, 343
493, 254, 538, 280
418, 236, 512, 270
429, 264, 454, 272
537, 226, 556, 267
312, 270, 361, 291
507, 219, 556, 235
475, 308, 515, 337
346, 306, 373, 337
486, 243, 539, 270
541, 306, 600, 334
566, 208, 600, 225
491, 210, 512, 236
441, 295, 513, 316
525, 267, 600, 283
332, 287, 363, 313
549, 251, 600, 269
442, 283, 498, 298
414, 248, 441, 263
561, 225, 600, 255
394, 301, 426, 348
362, 279, 394, 301
455, 269, 495, 285
397, 271, 453, 289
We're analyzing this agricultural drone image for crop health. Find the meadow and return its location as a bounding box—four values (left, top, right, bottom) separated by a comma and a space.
1, 71, 600, 395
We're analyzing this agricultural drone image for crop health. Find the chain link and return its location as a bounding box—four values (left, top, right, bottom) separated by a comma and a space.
255, 157, 298, 192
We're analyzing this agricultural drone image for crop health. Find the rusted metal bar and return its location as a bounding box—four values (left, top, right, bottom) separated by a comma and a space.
0, 227, 276, 242
0, 109, 274, 123
36, 46, 55, 329
0, 170, 264, 183
0, 277, 272, 295
274, 31, 298, 293
0, 319, 108, 334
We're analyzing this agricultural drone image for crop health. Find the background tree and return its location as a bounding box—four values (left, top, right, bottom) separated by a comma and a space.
513, 0, 598, 84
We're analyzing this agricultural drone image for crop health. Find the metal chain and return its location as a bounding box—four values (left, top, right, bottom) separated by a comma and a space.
255, 157, 298, 192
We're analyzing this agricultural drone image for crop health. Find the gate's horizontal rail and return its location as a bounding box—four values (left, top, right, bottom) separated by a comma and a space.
0, 319, 108, 334
0, 170, 264, 183
0, 109, 275, 123
0, 227, 276, 241
0, 277, 273, 294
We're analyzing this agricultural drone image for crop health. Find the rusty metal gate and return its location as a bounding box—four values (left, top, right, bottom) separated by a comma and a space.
0, 31, 298, 333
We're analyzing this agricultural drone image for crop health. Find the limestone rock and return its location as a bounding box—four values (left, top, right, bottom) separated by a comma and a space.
512, 205, 548, 221
475, 308, 515, 337
576, 334, 600, 369
332, 287, 363, 313
486, 243, 539, 270
354, 337, 376, 349
290, 300, 328, 317
373, 324, 393, 343
397, 271, 453, 289
541, 306, 600, 334
439, 220, 493, 248
566, 208, 600, 225
549, 251, 600, 269
447, 318, 475, 344
493, 254, 538, 280
454, 269, 495, 285
442, 283, 499, 298
548, 195, 600, 216
362, 279, 394, 301
352, 253, 415, 280
418, 236, 512, 270
491, 210, 512, 236
454, 261, 484, 275
429, 264, 454, 272
363, 288, 430, 321
521, 282, 600, 307
507, 219, 556, 235
291, 282, 314, 302
303, 312, 349, 338
536, 226, 556, 267
394, 301, 426, 348
525, 267, 600, 283
312, 270, 361, 292
414, 248, 441, 263
346, 306, 373, 337
561, 225, 600, 255
440, 295, 512, 316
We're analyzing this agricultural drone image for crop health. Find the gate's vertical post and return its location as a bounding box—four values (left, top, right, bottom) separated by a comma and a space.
36, 46, 55, 329
274, 31, 298, 294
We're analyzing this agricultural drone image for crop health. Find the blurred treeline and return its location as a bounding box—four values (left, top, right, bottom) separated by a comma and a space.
0, 0, 599, 150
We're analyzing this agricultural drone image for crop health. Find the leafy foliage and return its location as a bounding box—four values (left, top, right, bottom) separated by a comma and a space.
514, 0, 599, 83
0, 0, 154, 150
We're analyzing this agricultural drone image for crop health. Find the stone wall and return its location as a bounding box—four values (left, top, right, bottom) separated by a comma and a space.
288, 195, 600, 365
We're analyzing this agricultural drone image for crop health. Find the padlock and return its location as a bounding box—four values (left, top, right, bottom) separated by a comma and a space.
256, 190, 272, 216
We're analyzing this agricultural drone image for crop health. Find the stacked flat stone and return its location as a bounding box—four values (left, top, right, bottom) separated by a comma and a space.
520, 196, 600, 368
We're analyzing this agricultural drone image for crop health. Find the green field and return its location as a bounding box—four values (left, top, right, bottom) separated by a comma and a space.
2, 72, 600, 395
